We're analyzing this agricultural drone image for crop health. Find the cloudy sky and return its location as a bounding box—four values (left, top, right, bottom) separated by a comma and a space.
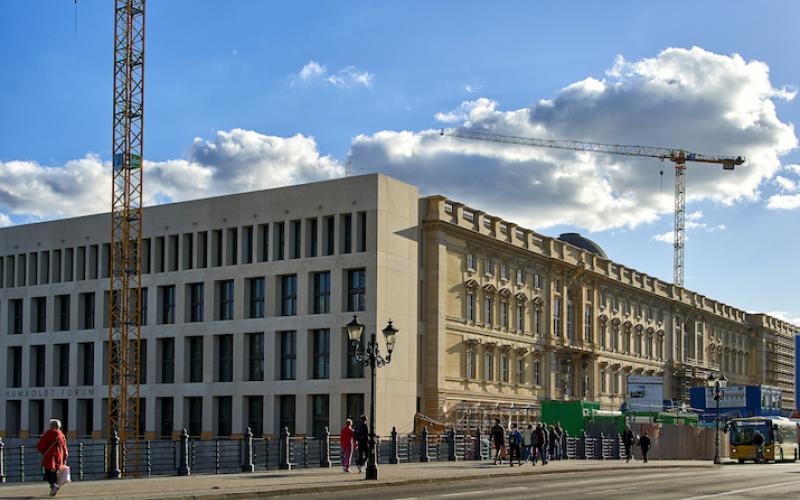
1, 1, 799, 323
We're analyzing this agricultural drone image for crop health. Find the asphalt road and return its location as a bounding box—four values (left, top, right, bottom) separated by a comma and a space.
300, 463, 800, 500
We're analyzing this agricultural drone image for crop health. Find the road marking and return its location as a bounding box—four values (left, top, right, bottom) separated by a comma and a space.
681, 479, 800, 499
439, 486, 527, 497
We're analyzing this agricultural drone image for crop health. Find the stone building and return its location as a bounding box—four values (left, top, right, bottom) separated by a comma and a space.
0, 173, 796, 440
420, 195, 797, 425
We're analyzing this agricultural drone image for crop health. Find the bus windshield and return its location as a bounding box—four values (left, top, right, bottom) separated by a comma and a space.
730, 421, 772, 445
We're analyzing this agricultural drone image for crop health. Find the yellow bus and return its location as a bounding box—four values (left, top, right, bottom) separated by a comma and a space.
728, 417, 799, 463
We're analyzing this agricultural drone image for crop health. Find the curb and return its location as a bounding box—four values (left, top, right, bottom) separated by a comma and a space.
162, 463, 716, 500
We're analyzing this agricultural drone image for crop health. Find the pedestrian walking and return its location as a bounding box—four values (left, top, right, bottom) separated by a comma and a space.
548, 425, 558, 461
36, 418, 68, 497
508, 424, 523, 467
534, 423, 548, 465
552, 422, 564, 460
639, 431, 651, 463
622, 424, 636, 463
490, 418, 506, 465
353, 415, 369, 473
340, 419, 356, 473
753, 430, 765, 464
522, 424, 534, 463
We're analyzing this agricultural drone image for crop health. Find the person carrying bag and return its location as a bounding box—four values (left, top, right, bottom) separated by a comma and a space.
37, 418, 69, 496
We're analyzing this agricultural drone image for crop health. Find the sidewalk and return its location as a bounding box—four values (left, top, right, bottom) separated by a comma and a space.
0, 460, 714, 499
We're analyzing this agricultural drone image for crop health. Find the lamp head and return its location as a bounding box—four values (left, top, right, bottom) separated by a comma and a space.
382, 319, 399, 354
346, 314, 365, 345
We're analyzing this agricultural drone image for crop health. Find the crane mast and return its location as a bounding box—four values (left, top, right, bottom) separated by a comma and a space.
109, 0, 145, 475
441, 128, 744, 287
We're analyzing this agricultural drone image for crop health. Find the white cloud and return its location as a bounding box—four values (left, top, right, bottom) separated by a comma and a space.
298, 60, 326, 80
767, 193, 800, 210
774, 175, 798, 192
465, 84, 474, 93
294, 60, 373, 88
651, 211, 726, 244
651, 231, 674, 244
349, 47, 797, 231
0, 129, 344, 223
0, 213, 12, 227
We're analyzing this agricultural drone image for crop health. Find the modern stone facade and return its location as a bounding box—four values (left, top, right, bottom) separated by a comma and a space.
0, 173, 796, 440
420, 195, 798, 425
0, 174, 419, 439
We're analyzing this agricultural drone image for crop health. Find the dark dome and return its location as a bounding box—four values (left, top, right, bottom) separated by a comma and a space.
557, 233, 608, 259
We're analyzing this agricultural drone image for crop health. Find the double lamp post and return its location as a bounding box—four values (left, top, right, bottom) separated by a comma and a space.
346, 314, 399, 480
706, 372, 727, 465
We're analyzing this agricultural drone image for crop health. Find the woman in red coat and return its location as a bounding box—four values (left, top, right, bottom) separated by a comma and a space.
37, 419, 68, 496
340, 419, 356, 473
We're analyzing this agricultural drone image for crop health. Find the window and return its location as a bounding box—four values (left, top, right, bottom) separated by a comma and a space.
566, 301, 574, 342
484, 296, 493, 326
312, 271, 331, 314
188, 336, 203, 383
247, 333, 264, 381
246, 396, 264, 437
466, 293, 476, 322
216, 396, 232, 437
601, 369, 607, 393
342, 214, 353, 254
500, 354, 510, 382
219, 280, 234, 320
485, 259, 494, 277
243, 226, 253, 264
189, 283, 204, 322
8, 346, 22, 387
345, 393, 364, 422
257, 224, 268, 263
553, 298, 562, 336
31, 345, 46, 387
516, 358, 525, 384
158, 337, 175, 384
55, 344, 69, 386
534, 309, 541, 335
279, 331, 296, 380
534, 273, 543, 290
139, 288, 148, 326
357, 212, 367, 252
158, 398, 173, 439
9, 299, 23, 334
248, 277, 265, 318
290, 220, 301, 259
500, 302, 509, 328
312, 329, 330, 379
516, 305, 525, 332
56, 295, 70, 331
279, 395, 296, 435
307, 218, 318, 257
216, 334, 233, 382
584, 306, 593, 343
346, 331, 365, 378
533, 360, 541, 386
612, 326, 619, 351
346, 269, 366, 312
500, 265, 509, 281
79, 343, 94, 386
274, 222, 285, 261
186, 397, 203, 437
466, 349, 476, 379
33, 296, 46, 332
516, 269, 524, 285
80, 292, 95, 329
311, 395, 329, 437
466, 254, 475, 271
280, 275, 297, 316
600, 325, 607, 349
324, 216, 335, 256
484, 351, 494, 380
159, 285, 175, 324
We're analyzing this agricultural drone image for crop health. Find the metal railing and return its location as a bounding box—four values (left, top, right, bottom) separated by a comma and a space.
0, 427, 637, 484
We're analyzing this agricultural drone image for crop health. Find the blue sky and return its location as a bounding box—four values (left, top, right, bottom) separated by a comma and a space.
1, 1, 799, 322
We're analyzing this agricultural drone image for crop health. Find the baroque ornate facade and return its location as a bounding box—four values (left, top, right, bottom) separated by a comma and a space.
421, 195, 797, 424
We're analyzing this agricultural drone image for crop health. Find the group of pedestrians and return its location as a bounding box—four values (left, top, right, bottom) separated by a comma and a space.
489, 419, 653, 465
489, 418, 565, 466
339, 415, 371, 473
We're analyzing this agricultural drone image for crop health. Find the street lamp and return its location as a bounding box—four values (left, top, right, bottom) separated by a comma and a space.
707, 372, 728, 464
346, 314, 399, 480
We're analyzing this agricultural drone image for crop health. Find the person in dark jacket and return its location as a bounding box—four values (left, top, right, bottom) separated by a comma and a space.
490, 419, 506, 465
508, 423, 523, 467
639, 431, 651, 463
353, 415, 369, 473
552, 422, 564, 460
534, 423, 548, 465
622, 424, 636, 463
753, 430, 765, 464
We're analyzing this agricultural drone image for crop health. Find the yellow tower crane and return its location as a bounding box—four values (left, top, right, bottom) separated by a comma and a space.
441, 128, 745, 287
